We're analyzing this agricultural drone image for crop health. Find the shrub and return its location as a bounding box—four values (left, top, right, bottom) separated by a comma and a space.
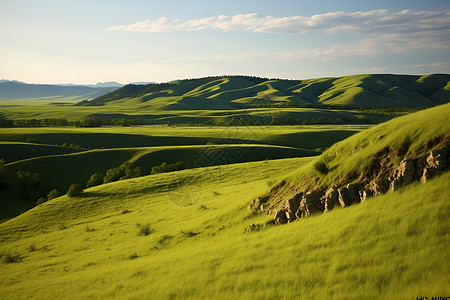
137, 223, 152, 236
2, 253, 23, 263
151, 161, 185, 174
47, 189, 61, 200
314, 161, 329, 175
103, 162, 141, 184
244, 223, 264, 233
180, 230, 199, 237
86, 173, 104, 188
157, 235, 174, 246
36, 196, 47, 205
27, 244, 37, 252
67, 184, 83, 197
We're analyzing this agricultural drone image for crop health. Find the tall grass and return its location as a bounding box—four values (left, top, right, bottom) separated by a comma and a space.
286, 103, 450, 188
0, 155, 448, 299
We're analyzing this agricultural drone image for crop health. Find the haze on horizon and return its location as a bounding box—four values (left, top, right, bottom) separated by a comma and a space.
0, 0, 449, 85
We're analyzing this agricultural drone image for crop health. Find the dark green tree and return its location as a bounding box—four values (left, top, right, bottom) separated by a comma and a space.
86, 173, 104, 188
47, 189, 61, 200
67, 184, 83, 197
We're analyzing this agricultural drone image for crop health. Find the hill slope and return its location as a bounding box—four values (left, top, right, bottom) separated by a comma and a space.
0, 155, 448, 299
251, 103, 450, 222
82, 74, 450, 109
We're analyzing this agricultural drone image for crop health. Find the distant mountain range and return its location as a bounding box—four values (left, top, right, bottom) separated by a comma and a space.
81, 74, 450, 109
0, 80, 155, 100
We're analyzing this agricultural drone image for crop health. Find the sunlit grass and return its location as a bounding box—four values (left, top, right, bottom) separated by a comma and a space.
0, 155, 448, 299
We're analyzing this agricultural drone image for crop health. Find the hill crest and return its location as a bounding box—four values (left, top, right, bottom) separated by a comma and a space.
80, 73, 450, 109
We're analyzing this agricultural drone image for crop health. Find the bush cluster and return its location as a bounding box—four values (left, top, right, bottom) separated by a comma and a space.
67, 184, 83, 197
151, 161, 185, 174
314, 161, 329, 175
0, 115, 143, 128
103, 162, 142, 184
36, 188, 61, 205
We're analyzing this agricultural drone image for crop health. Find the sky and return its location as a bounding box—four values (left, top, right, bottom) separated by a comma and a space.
0, 0, 449, 84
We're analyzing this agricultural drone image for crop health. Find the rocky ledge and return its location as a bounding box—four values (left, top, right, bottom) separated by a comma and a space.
250, 137, 449, 224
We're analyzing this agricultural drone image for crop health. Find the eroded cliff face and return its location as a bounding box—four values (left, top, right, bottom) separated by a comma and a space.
251, 136, 449, 224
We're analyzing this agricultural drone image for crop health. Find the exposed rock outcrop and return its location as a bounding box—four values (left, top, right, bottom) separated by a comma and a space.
298, 190, 324, 218
338, 183, 364, 207
251, 142, 449, 224
390, 159, 416, 191
420, 145, 449, 182
321, 187, 339, 212
249, 195, 269, 212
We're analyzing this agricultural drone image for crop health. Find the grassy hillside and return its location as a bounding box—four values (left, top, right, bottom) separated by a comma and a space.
83, 74, 450, 109
315, 102, 449, 185
0, 155, 448, 299
254, 102, 450, 212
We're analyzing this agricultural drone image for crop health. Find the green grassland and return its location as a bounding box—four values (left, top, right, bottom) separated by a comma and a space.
0, 125, 368, 152
0, 102, 390, 125
0, 125, 367, 222
0, 155, 448, 299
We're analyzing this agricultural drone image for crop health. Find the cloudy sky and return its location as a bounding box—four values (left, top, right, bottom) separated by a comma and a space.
1, 0, 449, 84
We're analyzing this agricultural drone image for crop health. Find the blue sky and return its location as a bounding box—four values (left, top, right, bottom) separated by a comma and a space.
0, 0, 449, 84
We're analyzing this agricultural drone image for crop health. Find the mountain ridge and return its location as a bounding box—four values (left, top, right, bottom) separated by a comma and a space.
79, 73, 450, 109
0, 81, 118, 100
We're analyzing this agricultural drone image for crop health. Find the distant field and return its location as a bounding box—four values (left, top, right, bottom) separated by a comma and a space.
0, 125, 369, 152
0, 102, 389, 125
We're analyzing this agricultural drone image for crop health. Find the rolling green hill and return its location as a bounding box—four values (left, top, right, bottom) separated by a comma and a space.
82, 74, 450, 109
252, 102, 450, 217
0, 153, 448, 299
3, 125, 366, 222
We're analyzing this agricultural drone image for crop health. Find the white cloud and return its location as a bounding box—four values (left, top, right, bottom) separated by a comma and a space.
402, 62, 449, 69
107, 10, 450, 37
